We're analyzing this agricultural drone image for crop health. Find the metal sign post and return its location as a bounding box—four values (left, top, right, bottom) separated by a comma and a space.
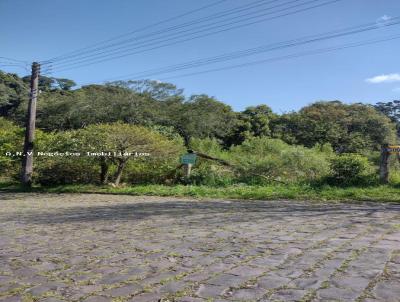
180, 152, 197, 178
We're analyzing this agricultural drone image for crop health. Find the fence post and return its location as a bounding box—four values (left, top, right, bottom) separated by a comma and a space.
379, 144, 390, 184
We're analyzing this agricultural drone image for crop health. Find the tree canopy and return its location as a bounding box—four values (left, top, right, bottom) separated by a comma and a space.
271, 101, 396, 153
0, 70, 397, 155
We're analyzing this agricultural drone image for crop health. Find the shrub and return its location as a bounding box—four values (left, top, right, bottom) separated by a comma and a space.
228, 137, 331, 184
35, 158, 99, 185
34, 130, 100, 185
0, 118, 24, 178
123, 157, 182, 185
33, 124, 185, 185
188, 163, 235, 186
329, 153, 373, 185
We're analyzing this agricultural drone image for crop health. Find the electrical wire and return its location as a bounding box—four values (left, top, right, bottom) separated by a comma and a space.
50, 0, 342, 72
48, 0, 323, 68
44, 0, 285, 64
42, 0, 254, 63
102, 18, 400, 81
159, 34, 400, 81
0, 56, 29, 64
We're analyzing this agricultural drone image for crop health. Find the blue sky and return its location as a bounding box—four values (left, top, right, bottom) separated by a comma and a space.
1, 0, 400, 112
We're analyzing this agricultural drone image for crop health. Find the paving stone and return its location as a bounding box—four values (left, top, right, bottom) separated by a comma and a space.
227, 265, 265, 277
182, 272, 208, 282
104, 284, 142, 297
257, 275, 291, 289
75, 285, 103, 294
229, 286, 266, 300
1, 194, 399, 301
270, 289, 308, 301
0, 296, 22, 302
41, 298, 64, 302
98, 273, 132, 284
290, 277, 323, 289
27, 285, 54, 296
176, 297, 204, 302
373, 280, 400, 302
331, 276, 370, 291
207, 274, 249, 287
157, 280, 186, 294
196, 284, 227, 298
317, 287, 359, 301
82, 296, 111, 302
140, 271, 177, 286
128, 292, 162, 301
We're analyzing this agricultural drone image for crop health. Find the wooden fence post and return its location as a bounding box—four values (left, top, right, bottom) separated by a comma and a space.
380, 144, 390, 184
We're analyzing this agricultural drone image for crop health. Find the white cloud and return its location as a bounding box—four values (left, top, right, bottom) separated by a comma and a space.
366, 73, 400, 84
376, 15, 392, 26
380, 15, 391, 21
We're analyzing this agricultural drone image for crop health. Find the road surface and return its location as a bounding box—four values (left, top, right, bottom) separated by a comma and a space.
0, 193, 399, 301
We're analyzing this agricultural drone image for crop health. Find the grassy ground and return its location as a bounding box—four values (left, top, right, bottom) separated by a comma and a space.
1, 181, 400, 203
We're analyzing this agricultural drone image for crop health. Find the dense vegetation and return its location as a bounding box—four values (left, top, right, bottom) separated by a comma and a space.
1, 70, 399, 191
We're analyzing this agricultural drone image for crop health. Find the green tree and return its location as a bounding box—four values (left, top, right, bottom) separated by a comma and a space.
0, 71, 28, 117
78, 123, 182, 185
374, 100, 400, 136
22, 75, 76, 92
13, 84, 161, 130
109, 79, 183, 101
0, 118, 24, 176
171, 94, 237, 146
54, 78, 76, 91
271, 101, 396, 153
225, 104, 275, 146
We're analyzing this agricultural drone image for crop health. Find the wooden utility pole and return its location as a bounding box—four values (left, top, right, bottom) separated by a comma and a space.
21, 62, 40, 186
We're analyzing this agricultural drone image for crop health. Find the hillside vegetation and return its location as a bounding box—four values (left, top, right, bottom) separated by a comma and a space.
1, 70, 400, 194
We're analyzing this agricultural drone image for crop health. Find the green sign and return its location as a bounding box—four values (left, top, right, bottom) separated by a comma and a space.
180, 153, 197, 165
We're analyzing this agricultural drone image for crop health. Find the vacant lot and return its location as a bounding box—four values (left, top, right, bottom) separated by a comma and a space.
0, 194, 399, 302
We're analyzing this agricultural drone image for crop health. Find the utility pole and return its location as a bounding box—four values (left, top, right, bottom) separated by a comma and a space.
21, 62, 40, 186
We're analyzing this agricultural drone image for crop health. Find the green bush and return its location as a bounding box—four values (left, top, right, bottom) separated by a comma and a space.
228, 137, 331, 184
33, 124, 185, 185
35, 158, 99, 185
188, 163, 235, 186
0, 118, 383, 188
329, 153, 373, 185
0, 118, 24, 178
123, 157, 182, 185
183, 137, 333, 185
34, 130, 100, 185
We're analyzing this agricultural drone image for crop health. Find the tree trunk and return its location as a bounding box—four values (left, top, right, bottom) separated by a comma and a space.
114, 159, 127, 186
100, 157, 109, 184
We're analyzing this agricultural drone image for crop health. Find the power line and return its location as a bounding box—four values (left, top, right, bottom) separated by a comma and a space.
48, 0, 322, 68
78, 34, 400, 86
48, 0, 296, 65
0, 63, 30, 72
0, 56, 29, 64
158, 34, 400, 81
50, 0, 342, 72
45, 0, 290, 63
42, 0, 243, 63
101, 18, 400, 81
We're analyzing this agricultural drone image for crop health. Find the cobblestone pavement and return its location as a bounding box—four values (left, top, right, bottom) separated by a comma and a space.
0, 194, 399, 302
